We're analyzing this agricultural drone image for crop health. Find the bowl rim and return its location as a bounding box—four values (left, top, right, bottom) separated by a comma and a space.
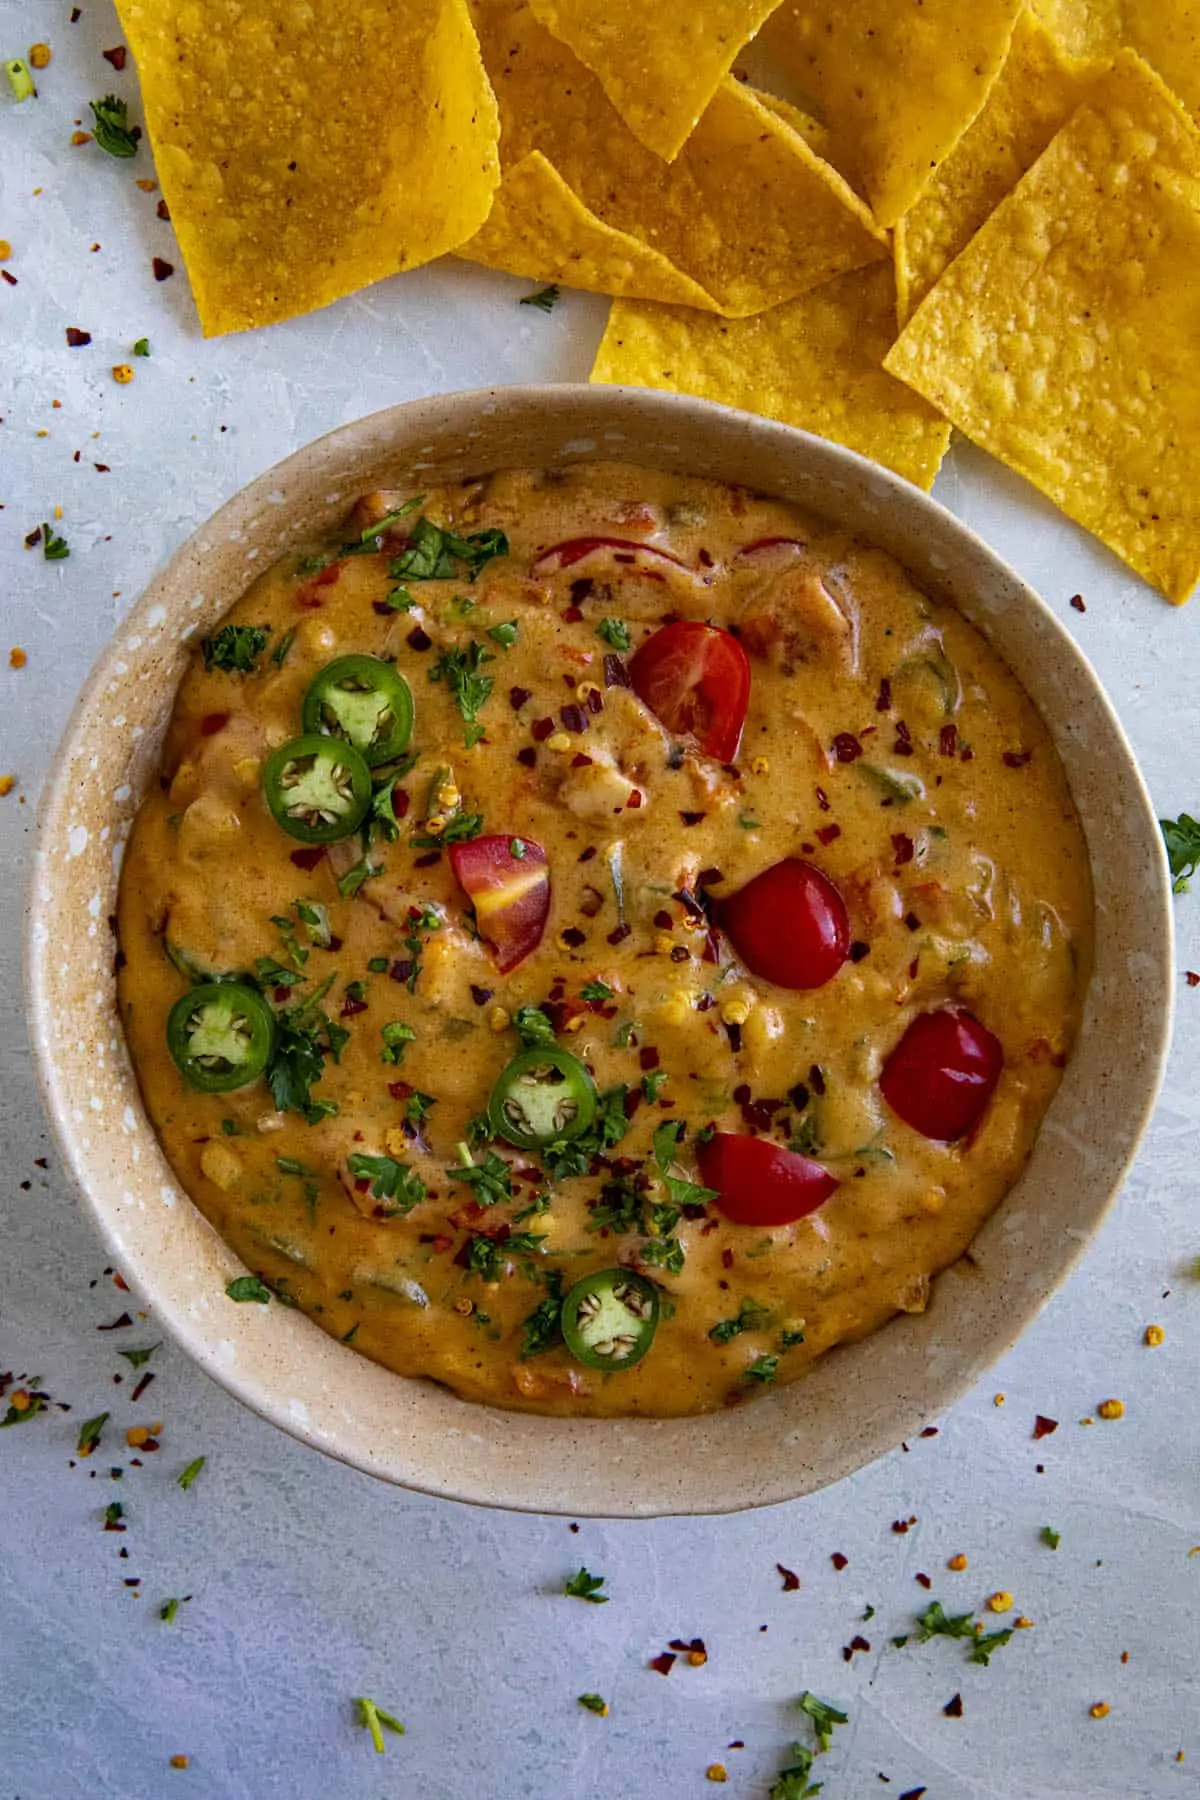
25, 383, 1175, 1516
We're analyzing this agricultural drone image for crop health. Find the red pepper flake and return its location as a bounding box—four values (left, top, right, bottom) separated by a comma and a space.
340, 995, 368, 1018
94, 462, 111, 473
1069, 593, 1087, 613
915, 1572, 932, 1589
721, 1246, 734, 1270
1, 269, 17, 287
603, 653, 632, 689
668, 1637, 708, 1665
919, 1425, 939, 1438
509, 685, 532, 710
585, 688, 604, 715
578, 846, 598, 863
890, 831, 915, 865
900, 1788, 928, 1798
561, 604, 585, 623
470, 985, 493, 1006
414, 851, 441, 869
943, 1693, 963, 1718
842, 1635, 871, 1661
815, 785, 830, 812
680, 810, 706, 826
1003, 749, 1033, 768
70, 6, 82, 18
113, 1272, 129, 1292
815, 823, 841, 846
516, 746, 537, 768
938, 723, 958, 757
830, 1551, 848, 1570
876, 676, 892, 713
570, 752, 593, 771
561, 926, 587, 948
289, 845, 325, 872
650, 1652, 677, 1676
607, 923, 632, 945
66, 326, 92, 347
102, 44, 128, 68
1033, 1414, 1058, 1439
626, 789, 643, 809
959, 747, 974, 763
832, 732, 863, 763
560, 703, 588, 733
531, 716, 555, 742
156, 198, 171, 221
406, 626, 432, 653
200, 712, 230, 737
892, 1516, 917, 1534
893, 720, 914, 756
777, 1564, 800, 1591
1187, 971, 1200, 987
152, 256, 175, 282
97, 1313, 133, 1331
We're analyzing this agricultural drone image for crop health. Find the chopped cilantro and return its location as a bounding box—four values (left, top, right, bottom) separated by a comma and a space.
1160, 813, 1200, 893
709, 1297, 770, 1345
466, 1231, 546, 1280
520, 284, 560, 312
380, 1021, 416, 1065
1041, 1525, 1062, 1550
448, 1146, 513, 1207
738, 812, 762, 830
389, 516, 508, 583
641, 1069, 668, 1103
588, 1177, 642, 1234
746, 1353, 779, 1384
653, 1119, 718, 1209
160, 1598, 181, 1623
177, 1455, 206, 1491
271, 627, 296, 669
409, 810, 484, 849
797, 1693, 847, 1755
578, 1693, 608, 1714
367, 957, 389, 974
355, 1696, 405, 1754
346, 1154, 426, 1215
405, 1090, 436, 1128
225, 1275, 272, 1304
770, 1746, 822, 1799
343, 980, 367, 1004
41, 523, 70, 561
76, 1412, 109, 1454
117, 1344, 160, 1370
381, 583, 417, 611
513, 1004, 556, 1048
220, 1119, 240, 1136
542, 1084, 631, 1181
429, 641, 494, 748
255, 954, 305, 989
638, 1235, 686, 1274
0, 1390, 46, 1428
486, 619, 519, 648
294, 898, 332, 949
564, 1566, 608, 1604
969, 1628, 1015, 1666
89, 93, 139, 157
596, 618, 631, 652
580, 979, 613, 1001
915, 1599, 977, 1642
399, 902, 442, 993
132, 337, 151, 357
780, 1327, 807, 1350
337, 857, 381, 898
520, 1273, 564, 1357
275, 1155, 313, 1177
368, 759, 417, 844
104, 1501, 124, 1527
860, 762, 924, 805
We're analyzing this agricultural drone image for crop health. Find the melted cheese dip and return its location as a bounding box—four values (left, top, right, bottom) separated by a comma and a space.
117, 463, 1092, 1416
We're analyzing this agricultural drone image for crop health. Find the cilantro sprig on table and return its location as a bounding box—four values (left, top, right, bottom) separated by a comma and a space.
564, 1567, 608, 1604
1160, 813, 1200, 893
89, 94, 139, 157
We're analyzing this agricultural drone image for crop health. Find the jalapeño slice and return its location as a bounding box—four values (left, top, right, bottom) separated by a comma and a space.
561, 1269, 659, 1371
167, 981, 274, 1093
263, 733, 372, 843
301, 654, 414, 767
487, 1047, 598, 1150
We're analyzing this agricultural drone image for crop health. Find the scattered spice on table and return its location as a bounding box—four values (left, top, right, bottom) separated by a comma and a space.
577, 1693, 608, 1715
777, 1563, 801, 1591
1033, 1414, 1058, 1439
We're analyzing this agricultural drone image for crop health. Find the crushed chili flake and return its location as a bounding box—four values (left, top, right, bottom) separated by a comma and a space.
1033, 1414, 1058, 1439
1069, 593, 1087, 612
892, 720, 914, 757
815, 823, 841, 846
777, 1564, 800, 1591
66, 326, 92, 347
1186, 971, 1200, 987
891, 832, 914, 865
607, 923, 632, 945
832, 732, 863, 763
915, 1572, 931, 1590
156, 198, 171, 221
938, 723, 958, 758
649, 1652, 677, 1676
405, 625, 432, 653
531, 716, 555, 742
560, 703, 588, 733
1, 269, 17, 287
876, 676, 892, 712
289, 846, 325, 872
509, 685, 532, 710
680, 809, 706, 826
152, 256, 175, 281
900, 1788, 928, 1799
97, 1313, 133, 1331
200, 712, 230, 737
892, 1516, 916, 1534
102, 44, 128, 68
843, 1634, 871, 1661
516, 746, 537, 768
943, 1693, 963, 1718
920, 1425, 939, 1438
1003, 748, 1033, 768
831, 1551, 849, 1570
9, 647, 26, 669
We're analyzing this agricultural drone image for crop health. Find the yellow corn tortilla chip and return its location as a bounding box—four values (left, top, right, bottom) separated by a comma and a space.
460, 151, 719, 308
468, 0, 886, 317
760, 0, 1026, 228
115, 0, 500, 336
896, 13, 1101, 323
590, 264, 951, 492
884, 53, 1200, 603
1034, 0, 1200, 112
752, 90, 835, 165
526, 0, 781, 162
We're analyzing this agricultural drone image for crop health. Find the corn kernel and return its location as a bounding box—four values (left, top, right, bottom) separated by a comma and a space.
384, 1128, 408, 1158
112, 363, 134, 384
435, 780, 459, 809
1098, 1398, 1124, 1420
688, 1649, 708, 1666
993, 1393, 1005, 1406
1090, 1702, 1111, 1720
28, 42, 52, 68
127, 1425, 149, 1448
575, 682, 601, 702
9, 1388, 32, 1413
488, 1005, 511, 1033
719, 996, 752, 1026
561, 1012, 586, 1033
0, 775, 14, 798
1144, 1324, 1164, 1346
1014, 1616, 1035, 1629
422, 815, 447, 838
546, 731, 572, 753
987, 1591, 1013, 1613
0, 241, 10, 261
706, 1767, 728, 1783
947, 1553, 968, 1572
652, 932, 676, 956
71, 130, 92, 145
170, 1755, 190, 1769
749, 756, 769, 775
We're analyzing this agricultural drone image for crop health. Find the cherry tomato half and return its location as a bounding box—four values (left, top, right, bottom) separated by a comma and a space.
880, 1007, 1003, 1141
448, 834, 550, 974
697, 1132, 839, 1228
719, 858, 850, 990
628, 621, 750, 762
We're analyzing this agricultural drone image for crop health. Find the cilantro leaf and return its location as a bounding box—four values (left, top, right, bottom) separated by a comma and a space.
542, 1084, 631, 1182
118, 1344, 160, 1370
408, 810, 484, 850
429, 641, 494, 747
641, 1069, 668, 1103
520, 1273, 564, 1357
226, 1275, 272, 1304
709, 1297, 770, 1345
367, 759, 418, 844
358, 495, 423, 546
448, 1148, 513, 1208
177, 1455, 206, 1491
520, 284, 560, 312
797, 1693, 847, 1755
596, 618, 631, 652
271, 627, 296, 668
638, 1235, 686, 1274
579, 980, 613, 1001
201, 623, 269, 675
653, 1119, 718, 1209
160, 1598, 181, 1623
380, 1021, 416, 1066
1040, 1525, 1061, 1550
133, 337, 151, 357
389, 517, 508, 582
486, 619, 519, 649
770, 1745, 822, 1799
1160, 813, 1200, 893
466, 1231, 547, 1280
337, 857, 381, 898
577, 1693, 608, 1714
746, 1352, 779, 1384
89, 93, 139, 157
915, 1599, 977, 1642
968, 1628, 1015, 1666
588, 1177, 642, 1234
347, 1154, 426, 1215
41, 523, 70, 561
76, 1412, 109, 1454
513, 1005, 556, 1048
564, 1566, 608, 1603
267, 992, 340, 1123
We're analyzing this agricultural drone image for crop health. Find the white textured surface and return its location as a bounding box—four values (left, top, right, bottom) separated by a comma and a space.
2, 6, 1199, 1795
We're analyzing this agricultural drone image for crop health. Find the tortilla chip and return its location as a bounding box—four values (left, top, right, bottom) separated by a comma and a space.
460, 151, 719, 308
468, 0, 886, 317
1032, 0, 1200, 112
115, 0, 499, 336
896, 13, 1101, 323
884, 54, 1200, 603
760, 0, 1026, 228
590, 264, 952, 492
752, 90, 835, 164
526, 0, 781, 161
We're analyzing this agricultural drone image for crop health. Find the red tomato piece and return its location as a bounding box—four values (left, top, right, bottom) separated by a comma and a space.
698, 1132, 839, 1227
628, 621, 750, 761
448, 835, 550, 975
530, 536, 687, 577
880, 1007, 1003, 1141
720, 858, 850, 989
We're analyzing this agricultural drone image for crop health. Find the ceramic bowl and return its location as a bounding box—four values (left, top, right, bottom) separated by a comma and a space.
26, 386, 1173, 1517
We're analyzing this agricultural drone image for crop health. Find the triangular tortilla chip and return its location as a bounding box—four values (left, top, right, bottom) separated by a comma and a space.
591, 264, 951, 491
525, 0, 781, 161
895, 13, 1102, 323
116, 0, 499, 336
885, 54, 1200, 602
460, 151, 720, 307
1033, 0, 1200, 112
470, 0, 886, 317
760, 0, 1025, 228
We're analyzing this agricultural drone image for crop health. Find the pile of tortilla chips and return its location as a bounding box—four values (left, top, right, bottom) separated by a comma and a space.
120, 0, 1200, 601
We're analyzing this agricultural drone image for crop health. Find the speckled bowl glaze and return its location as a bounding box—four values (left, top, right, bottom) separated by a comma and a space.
27, 386, 1173, 1517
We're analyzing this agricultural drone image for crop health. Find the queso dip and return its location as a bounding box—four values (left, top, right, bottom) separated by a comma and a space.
116, 463, 1092, 1417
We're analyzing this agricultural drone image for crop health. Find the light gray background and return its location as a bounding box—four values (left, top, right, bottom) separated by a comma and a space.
2, 6, 1198, 1796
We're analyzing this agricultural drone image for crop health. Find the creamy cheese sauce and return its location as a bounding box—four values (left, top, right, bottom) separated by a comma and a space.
117, 463, 1092, 1416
